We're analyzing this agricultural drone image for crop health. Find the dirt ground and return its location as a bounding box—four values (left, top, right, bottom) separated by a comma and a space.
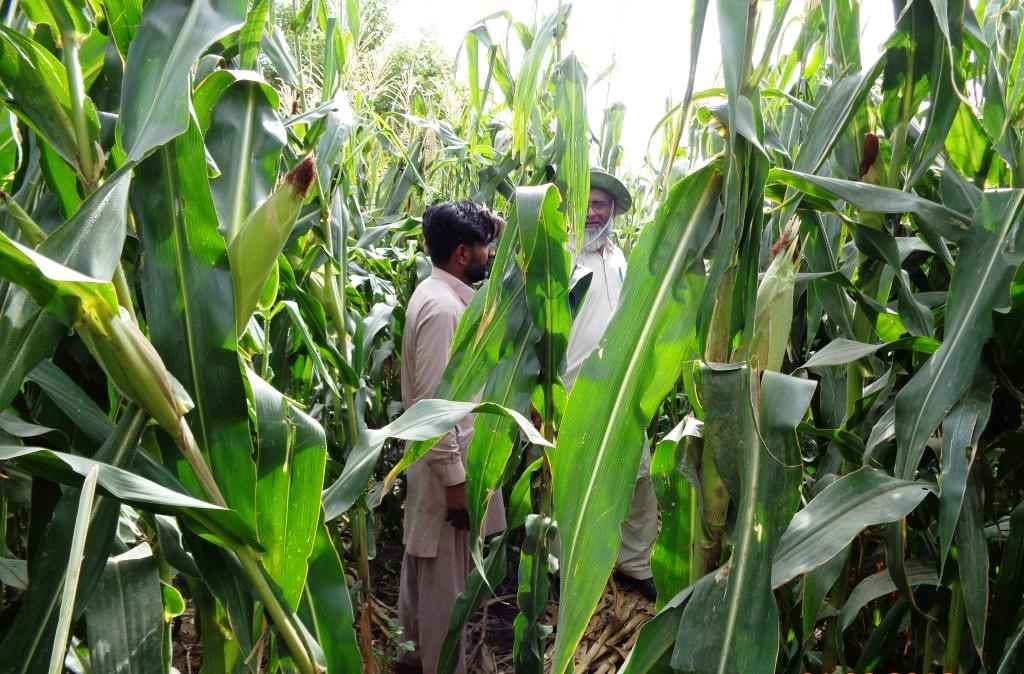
171, 537, 654, 673
367, 538, 655, 674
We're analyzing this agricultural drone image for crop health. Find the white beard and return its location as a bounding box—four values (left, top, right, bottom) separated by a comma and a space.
582, 215, 613, 252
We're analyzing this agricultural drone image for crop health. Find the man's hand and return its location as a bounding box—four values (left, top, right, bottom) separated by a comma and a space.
445, 482, 470, 530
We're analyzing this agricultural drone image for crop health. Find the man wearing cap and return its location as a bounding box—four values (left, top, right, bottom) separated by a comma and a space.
565, 169, 660, 602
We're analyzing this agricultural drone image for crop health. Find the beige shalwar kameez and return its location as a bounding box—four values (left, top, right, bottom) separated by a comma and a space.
396, 267, 505, 674
566, 244, 660, 581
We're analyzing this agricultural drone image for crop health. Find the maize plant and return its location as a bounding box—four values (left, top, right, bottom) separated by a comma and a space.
0, 0, 1023, 674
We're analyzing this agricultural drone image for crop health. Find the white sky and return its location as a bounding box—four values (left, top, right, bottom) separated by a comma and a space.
389, 1, 894, 173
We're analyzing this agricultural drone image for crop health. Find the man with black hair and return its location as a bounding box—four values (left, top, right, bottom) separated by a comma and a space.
395, 201, 505, 674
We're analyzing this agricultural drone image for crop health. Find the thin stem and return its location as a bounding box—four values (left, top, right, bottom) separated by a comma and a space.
697, 442, 728, 577
292, 0, 307, 111
1, 192, 46, 246
945, 580, 965, 674
112, 265, 136, 319
60, 37, 98, 186
922, 605, 941, 674
350, 506, 379, 674
236, 548, 322, 674
891, 52, 915, 191
174, 421, 229, 509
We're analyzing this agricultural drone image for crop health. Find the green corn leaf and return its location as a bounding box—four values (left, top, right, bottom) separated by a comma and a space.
48, 465, 100, 674
895, 190, 1024, 481
552, 54, 588, 248
939, 368, 992, 571
650, 416, 702, 608
323, 399, 549, 520
194, 71, 285, 242
854, 225, 934, 337
0, 445, 260, 549
25, 360, 113, 444
997, 620, 1024, 674
176, 530, 254, 667
987, 502, 1024, 663
515, 183, 571, 424
551, 161, 722, 674
802, 545, 850, 642
131, 118, 257, 525
247, 368, 327, 610
300, 521, 362, 673
465, 306, 538, 570
313, 93, 353, 199
0, 25, 91, 171
98, 0, 143, 59
791, 59, 884, 177
620, 573, 706, 674
956, 469, 989, 656
439, 532, 510, 674
511, 6, 567, 162
237, 0, 270, 69
439, 459, 539, 673
86, 544, 165, 674
800, 338, 887, 368
770, 168, 973, 241
839, 557, 939, 632
23, 0, 90, 36
513, 513, 556, 671
119, 0, 247, 161
282, 299, 344, 392
261, 24, 299, 87
0, 408, 148, 673
38, 143, 83, 218
855, 597, 910, 673
771, 467, 936, 588
906, 32, 961, 187
0, 228, 117, 324
0, 166, 130, 410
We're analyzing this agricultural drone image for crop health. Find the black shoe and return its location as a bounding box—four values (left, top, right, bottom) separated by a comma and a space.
613, 570, 657, 602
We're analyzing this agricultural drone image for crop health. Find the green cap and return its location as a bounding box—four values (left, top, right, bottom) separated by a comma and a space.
589, 168, 632, 215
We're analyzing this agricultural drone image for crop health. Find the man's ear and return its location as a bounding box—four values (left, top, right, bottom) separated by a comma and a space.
453, 243, 469, 265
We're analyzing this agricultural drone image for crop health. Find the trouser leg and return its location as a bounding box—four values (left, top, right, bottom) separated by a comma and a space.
615, 474, 660, 579
396, 526, 470, 674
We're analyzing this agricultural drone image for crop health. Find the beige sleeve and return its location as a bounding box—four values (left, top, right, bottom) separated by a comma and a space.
412, 301, 467, 486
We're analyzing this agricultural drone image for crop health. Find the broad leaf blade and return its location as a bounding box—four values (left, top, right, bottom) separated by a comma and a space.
0, 445, 259, 549
895, 191, 1024, 480
49, 466, 101, 672
131, 118, 257, 524
248, 368, 327, 609
301, 521, 362, 673
119, 0, 247, 160
0, 169, 131, 409
197, 72, 286, 242
86, 544, 165, 674
551, 161, 722, 674
322, 399, 548, 520
0, 26, 86, 169
772, 467, 936, 588
0, 408, 148, 673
